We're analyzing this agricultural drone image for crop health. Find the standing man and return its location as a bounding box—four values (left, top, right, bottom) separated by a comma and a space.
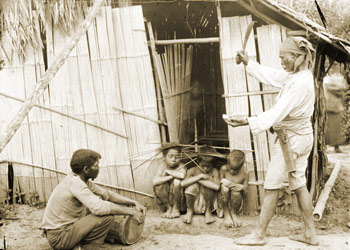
40, 149, 145, 250
229, 37, 319, 246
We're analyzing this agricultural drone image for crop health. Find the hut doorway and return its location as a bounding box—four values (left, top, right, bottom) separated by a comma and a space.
150, 41, 228, 148
190, 43, 227, 148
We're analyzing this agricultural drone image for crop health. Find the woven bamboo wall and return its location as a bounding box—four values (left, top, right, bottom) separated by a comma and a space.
0, 6, 161, 206
219, 15, 299, 214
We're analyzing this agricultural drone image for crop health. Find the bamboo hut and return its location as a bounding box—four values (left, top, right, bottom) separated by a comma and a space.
0, 0, 349, 214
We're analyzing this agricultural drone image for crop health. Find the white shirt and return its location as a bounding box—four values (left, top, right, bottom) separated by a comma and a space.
246, 61, 315, 135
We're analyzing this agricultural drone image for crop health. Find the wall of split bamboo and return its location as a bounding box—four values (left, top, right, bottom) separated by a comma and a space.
0, 6, 161, 207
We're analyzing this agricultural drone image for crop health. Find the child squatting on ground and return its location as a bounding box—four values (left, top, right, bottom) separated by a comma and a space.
152, 143, 186, 219
219, 149, 248, 228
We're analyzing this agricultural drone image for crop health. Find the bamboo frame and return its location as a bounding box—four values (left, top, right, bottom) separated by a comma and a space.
152, 37, 219, 45
112, 106, 167, 125
0, 91, 128, 139
222, 90, 279, 98
0, 161, 154, 198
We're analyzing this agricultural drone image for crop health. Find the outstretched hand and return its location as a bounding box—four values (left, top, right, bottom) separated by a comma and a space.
236, 50, 249, 65
223, 114, 248, 127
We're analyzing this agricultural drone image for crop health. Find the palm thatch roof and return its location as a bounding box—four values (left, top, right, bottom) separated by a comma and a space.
1, 0, 349, 63
0, 0, 92, 60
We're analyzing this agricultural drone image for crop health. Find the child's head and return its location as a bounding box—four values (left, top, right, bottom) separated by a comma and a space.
227, 149, 245, 174
198, 146, 218, 173
161, 142, 182, 168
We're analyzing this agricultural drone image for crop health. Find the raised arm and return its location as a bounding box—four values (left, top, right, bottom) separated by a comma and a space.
246, 61, 288, 88
236, 50, 288, 88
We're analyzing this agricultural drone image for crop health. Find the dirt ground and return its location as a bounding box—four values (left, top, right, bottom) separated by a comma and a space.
1, 146, 350, 250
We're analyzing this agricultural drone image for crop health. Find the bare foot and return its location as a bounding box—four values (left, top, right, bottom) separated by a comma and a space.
161, 208, 172, 218
224, 214, 234, 228
183, 210, 193, 224
235, 233, 266, 246
169, 207, 180, 219
289, 234, 319, 246
205, 210, 215, 224
230, 213, 242, 227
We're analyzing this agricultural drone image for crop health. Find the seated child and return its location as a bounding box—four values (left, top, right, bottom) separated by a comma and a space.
219, 149, 248, 228
181, 146, 220, 224
153, 142, 186, 219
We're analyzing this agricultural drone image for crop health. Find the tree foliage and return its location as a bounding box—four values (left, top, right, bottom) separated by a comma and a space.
276, 0, 350, 40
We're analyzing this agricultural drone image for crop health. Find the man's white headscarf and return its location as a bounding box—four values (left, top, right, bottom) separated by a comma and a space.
280, 36, 315, 72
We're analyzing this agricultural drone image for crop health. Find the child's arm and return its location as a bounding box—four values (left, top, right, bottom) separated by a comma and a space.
152, 175, 173, 186
152, 162, 173, 186
242, 172, 249, 197
198, 168, 220, 191
165, 164, 186, 179
181, 168, 206, 188
220, 165, 239, 188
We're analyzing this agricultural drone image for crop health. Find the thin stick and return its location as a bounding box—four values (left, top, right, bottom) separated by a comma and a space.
4, 160, 154, 198
132, 151, 161, 171
0, 91, 128, 139
152, 37, 220, 45
113, 106, 167, 125
182, 151, 206, 174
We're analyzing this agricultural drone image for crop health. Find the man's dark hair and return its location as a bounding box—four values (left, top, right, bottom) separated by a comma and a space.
70, 149, 101, 174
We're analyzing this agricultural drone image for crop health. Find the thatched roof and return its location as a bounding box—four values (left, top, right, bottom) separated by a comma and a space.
0, 0, 91, 60
255, 0, 350, 62
0, 0, 349, 63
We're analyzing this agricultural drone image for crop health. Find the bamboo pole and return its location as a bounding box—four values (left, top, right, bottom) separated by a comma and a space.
152, 37, 219, 45
112, 106, 167, 126
223, 90, 279, 98
0, 0, 105, 154
0, 91, 128, 139
1, 160, 154, 198
313, 160, 342, 221
146, 22, 167, 143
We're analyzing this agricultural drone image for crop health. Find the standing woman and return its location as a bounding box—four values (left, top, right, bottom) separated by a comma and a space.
323, 62, 348, 153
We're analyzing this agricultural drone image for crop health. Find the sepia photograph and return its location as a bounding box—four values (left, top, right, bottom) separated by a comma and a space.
0, 0, 349, 249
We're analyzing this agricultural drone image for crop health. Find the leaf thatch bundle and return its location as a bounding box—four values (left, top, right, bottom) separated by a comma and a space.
0, 0, 93, 60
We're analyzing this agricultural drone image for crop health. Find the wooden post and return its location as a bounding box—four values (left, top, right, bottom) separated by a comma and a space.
310, 46, 323, 200
0, 0, 105, 153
